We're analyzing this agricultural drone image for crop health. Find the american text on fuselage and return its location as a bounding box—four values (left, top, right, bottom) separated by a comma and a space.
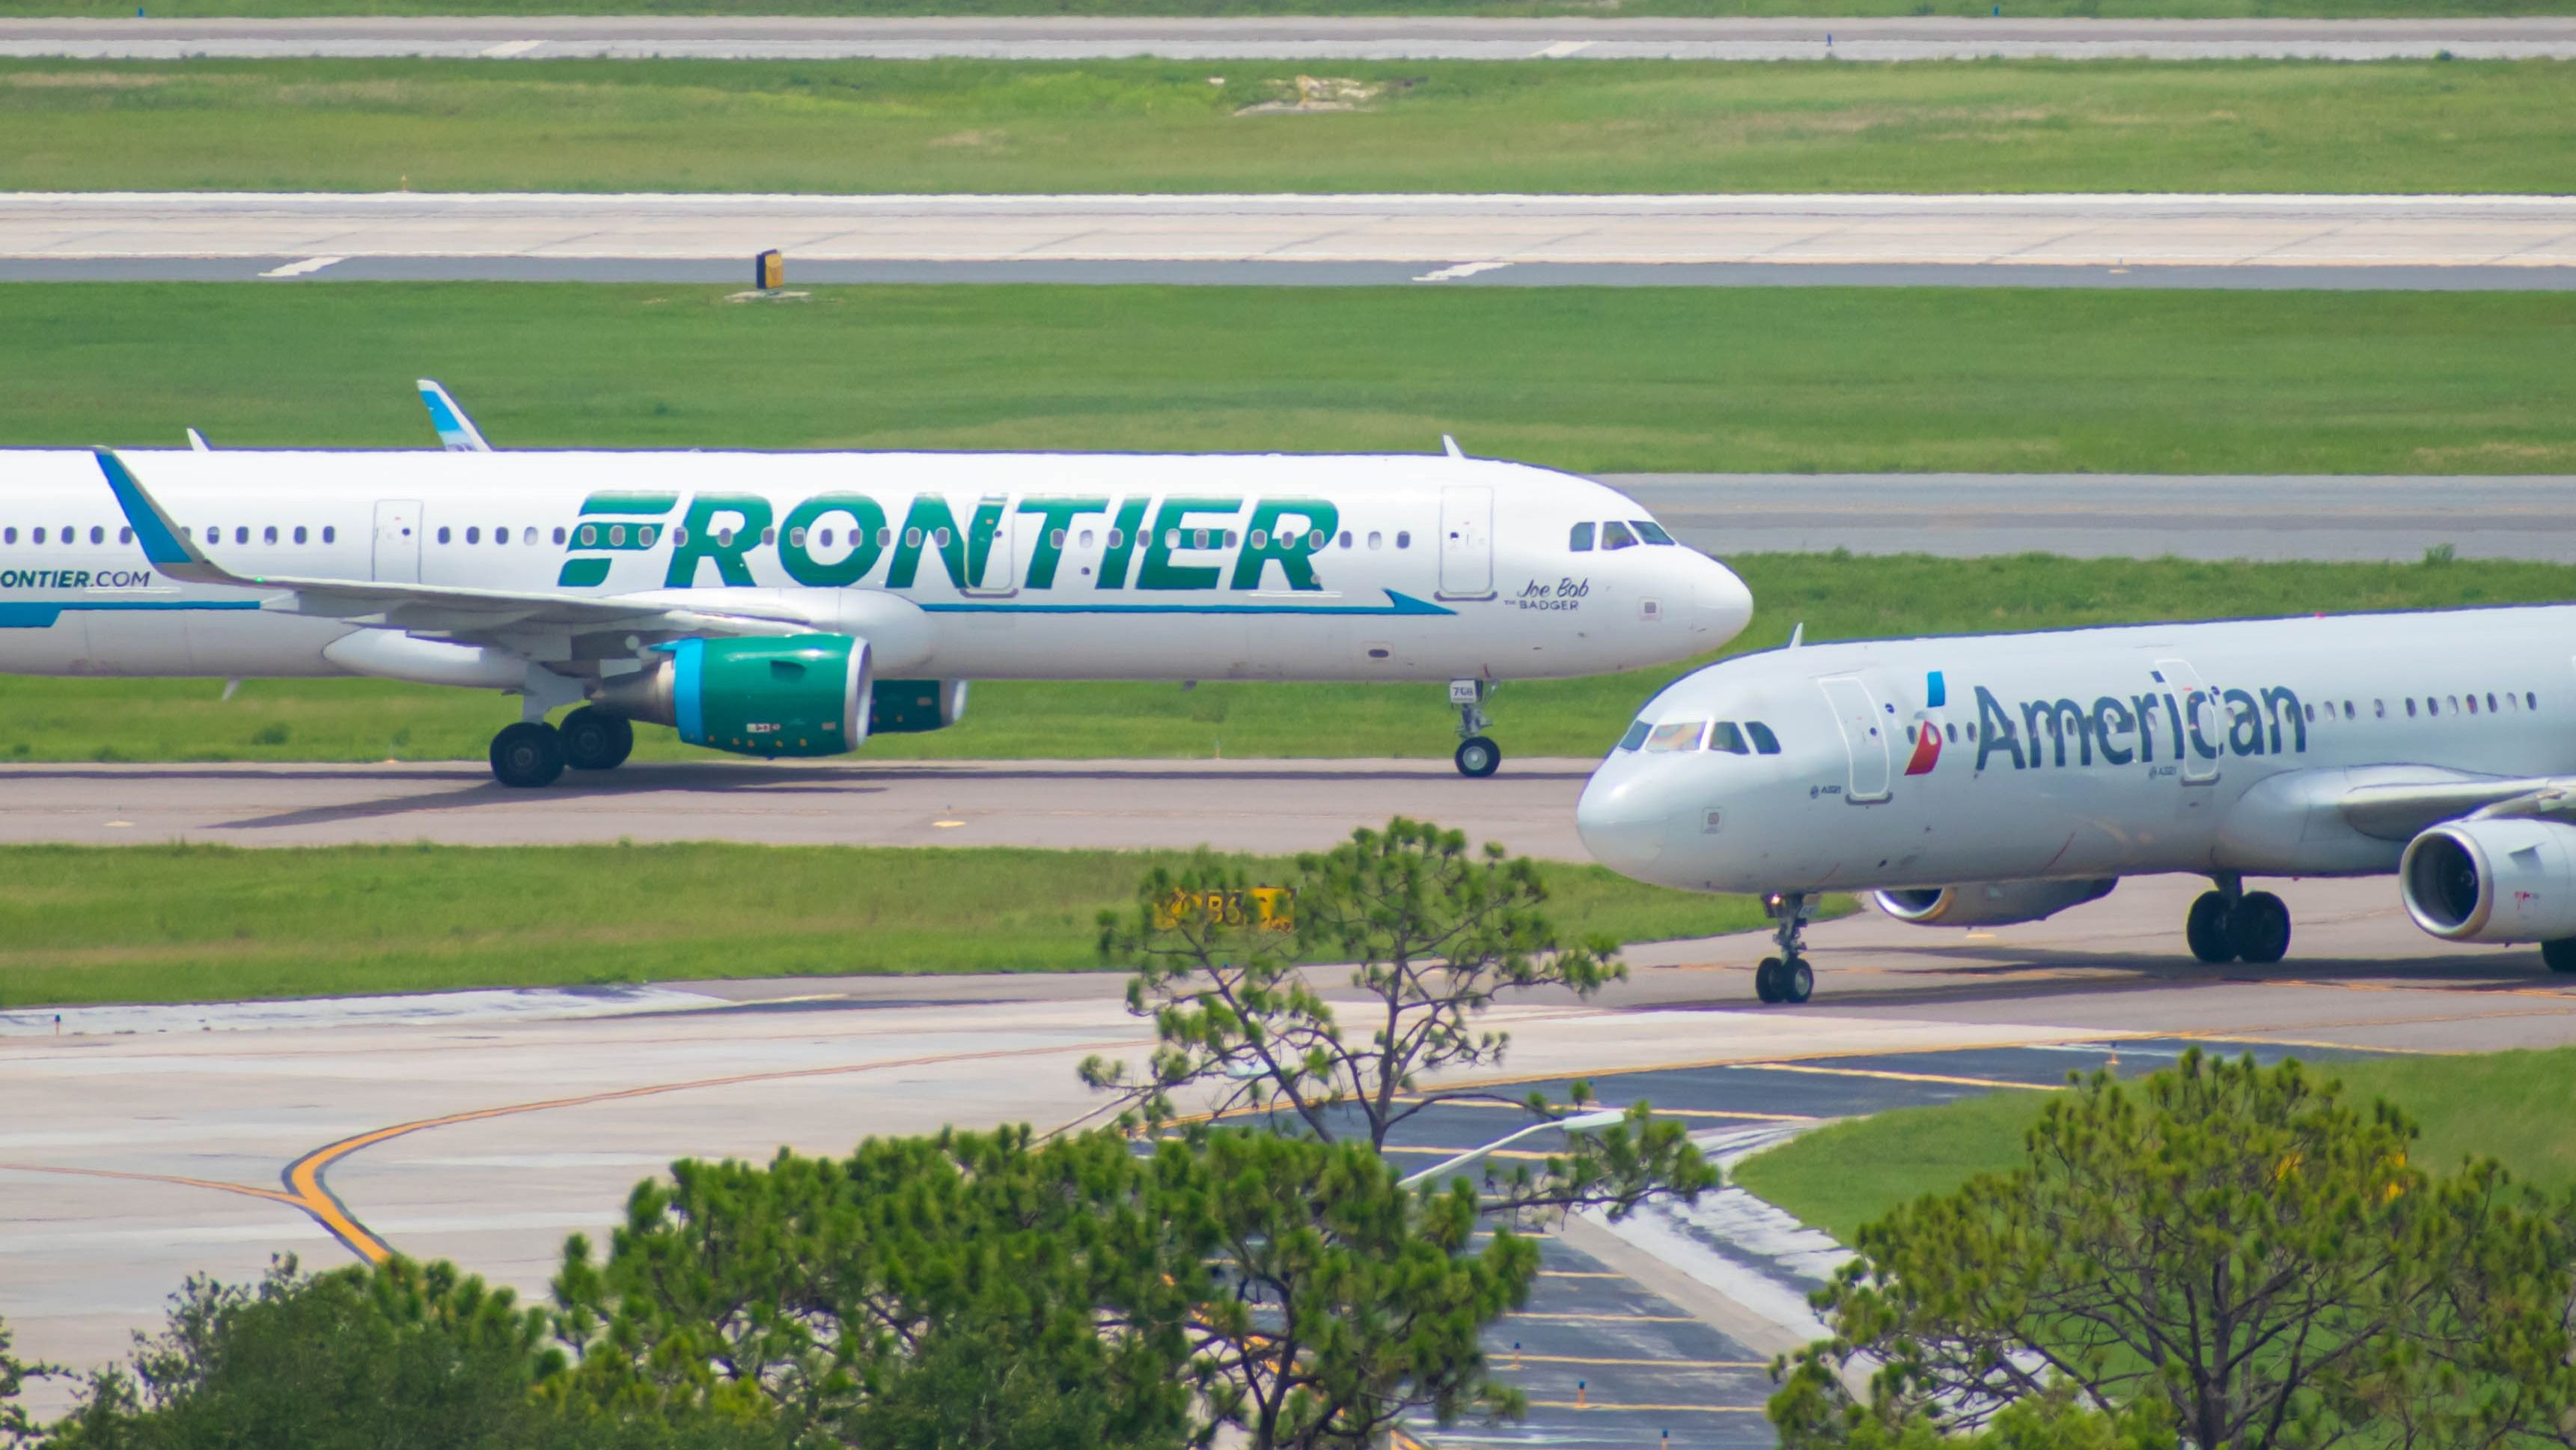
1576, 611, 2576, 1003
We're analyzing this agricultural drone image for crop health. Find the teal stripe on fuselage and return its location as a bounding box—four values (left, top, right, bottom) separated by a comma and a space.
0, 600, 263, 629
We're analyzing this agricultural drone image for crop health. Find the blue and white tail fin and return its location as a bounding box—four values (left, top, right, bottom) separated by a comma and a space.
417, 379, 492, 452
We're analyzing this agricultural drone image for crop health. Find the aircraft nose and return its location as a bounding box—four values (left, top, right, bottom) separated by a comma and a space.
1577, 765, 1672, 878
1693, 555, 1754, 643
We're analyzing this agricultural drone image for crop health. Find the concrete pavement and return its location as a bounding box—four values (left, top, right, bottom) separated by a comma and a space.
4, 15, 2575, 61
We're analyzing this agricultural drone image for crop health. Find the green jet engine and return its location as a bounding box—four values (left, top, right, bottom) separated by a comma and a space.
592, 635, 870, 758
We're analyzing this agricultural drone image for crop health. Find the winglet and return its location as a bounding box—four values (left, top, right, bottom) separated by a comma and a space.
94, 448, 234, 586
418, 379, 492, 452
186, 427, 210, 453
1441, 433, 1465, 460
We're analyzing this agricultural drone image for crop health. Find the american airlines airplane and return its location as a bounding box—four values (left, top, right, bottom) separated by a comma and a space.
1577, 610, 2576, 1004
1, 403, 1749, 787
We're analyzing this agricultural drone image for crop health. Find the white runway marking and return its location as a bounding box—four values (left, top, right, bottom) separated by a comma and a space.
477, 38, 543, 58
254, 255, 342, 278
1414, 260, 1514, 281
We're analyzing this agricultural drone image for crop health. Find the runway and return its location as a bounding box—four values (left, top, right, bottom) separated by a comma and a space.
7, 192, 2572, 278
5, 15, 2575, 61
10, 870, 2576, 1434
1606, 472, 2576, 562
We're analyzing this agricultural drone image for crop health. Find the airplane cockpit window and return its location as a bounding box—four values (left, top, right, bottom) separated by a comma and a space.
1617, 720, 1652, 751
1709, 722, 1750, 755
1631, 520, 1676, 545
1569, 523, 1596, 552
1643, 720, 1705, 752
1745, 722, 1782, 755
1601, 521, 1640, 551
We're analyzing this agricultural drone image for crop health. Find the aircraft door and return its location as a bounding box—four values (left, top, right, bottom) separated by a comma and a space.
962, 495, 1016, 597
1819, 674, 1893, 804
372, 500, 421, 583
2155, 657, 2222, 785
1437, 486, 1494, 600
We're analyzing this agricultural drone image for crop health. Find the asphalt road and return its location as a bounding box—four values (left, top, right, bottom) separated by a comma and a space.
1603, 473, 2576, 563
9, 870, 2574, 1434
4, 15, 2574, 60
8, 192, 2571, 276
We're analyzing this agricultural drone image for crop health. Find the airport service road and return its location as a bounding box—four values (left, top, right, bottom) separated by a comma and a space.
4, 15, 2575, 61
9, 871, 2576, 1432
5, 193, 2572, 282
1606, 473, 2576, 564
0, 758, 1600, 859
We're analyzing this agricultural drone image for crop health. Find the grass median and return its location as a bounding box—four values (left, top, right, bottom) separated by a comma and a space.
0, 841, 1778, 1008
5, 58, 2571, 194
7, 552, 2572, 764
1729, 1047, 2576, 1245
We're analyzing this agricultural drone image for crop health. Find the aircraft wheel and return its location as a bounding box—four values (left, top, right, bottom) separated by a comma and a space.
1777, 957, 1814, 1005
559, 707, 634, 772
2229, 890, 2292, 966
489, 721, 565, 789
1454, 735, 1502, 779
2542, 939, 2576, 975
1754, 957, 1784, 1004
2185, 891, 2238, 964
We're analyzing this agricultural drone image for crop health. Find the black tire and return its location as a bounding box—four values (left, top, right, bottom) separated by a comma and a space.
1778, 957, 1815, 1005
2542, 939, 2576, 975
1454, 735, 1502, 779
489, 721, 565, 789
2229, 890, 2292, 966
1754, 957, 1783, 1004
2186, 891, 2237, 964
559, 707, 635, 772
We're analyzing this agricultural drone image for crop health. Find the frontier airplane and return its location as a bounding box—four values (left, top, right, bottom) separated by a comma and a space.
0, 399, 1748, 786
1578, 610, 2576, 1004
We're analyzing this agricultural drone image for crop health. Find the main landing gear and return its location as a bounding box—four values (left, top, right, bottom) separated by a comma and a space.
2185, 873, 2292, 966
1451, 678, 1501, 779
1753, 892, 1816, 1005
488, 706, 634, 788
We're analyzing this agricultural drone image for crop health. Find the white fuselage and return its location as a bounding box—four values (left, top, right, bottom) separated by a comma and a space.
1578, 609, 2576, 895
0, 449, 1748, 686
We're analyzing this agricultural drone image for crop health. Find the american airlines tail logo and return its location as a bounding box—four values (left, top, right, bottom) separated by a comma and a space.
556, 490, 1346, 597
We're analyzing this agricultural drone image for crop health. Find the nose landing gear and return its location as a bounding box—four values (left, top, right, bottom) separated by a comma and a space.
1450, 678, 1501, 779
2185, 874, 2292, 966
1753, 892, 1815, 1005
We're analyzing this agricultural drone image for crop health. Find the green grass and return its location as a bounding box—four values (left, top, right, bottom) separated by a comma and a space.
8, 552, 2571, 764
4, 58, 2572, 194
1730, 1047, 2576, 1245
11, 284, 2574, 475
0, 842, 1774, 1008
6, 1, 2563, 19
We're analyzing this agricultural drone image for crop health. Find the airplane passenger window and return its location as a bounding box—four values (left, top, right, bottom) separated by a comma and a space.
493, 527, 507, 545
1368, 531, 1383, 549
1945, 723, 1959, 742
1709, 722, 1749, 755
2304, 704, 2316, 722
671, 527, 689, 546
1079, 530, 1096, 548
89, 526, 103, 544
1338, 531, 1352, 548
904, 528, 923, 548
523, 528, 537, 546
1165, 530, 1180, 549
1251, 530, 1269, 549
1308, 531, 1327, 549
1617, 720, 1651, 751
1746, 722, 1782, 755
1644, 721, 1705, 752
2488, 692, 2499, 713
2529, 692, 2539, 710
1050, 528, 1066, 549
323, 527, 335, 543
293, 526, 307, 544
2468, 695, 2480, 715
1194, 529, 1209, 549
1632, 520, 1676, 545
1227, 531, 1239, 548
763, 528, 777, 546
466, 527, 481, 544
2449, 695, 2460, 714
2343, 701, 2354, 719
1601, 521, 1639, 551
4, 528, 16, 543
439, 527, 452, 544
2408, 698, 2418, 716
790, 528, 808, 548
933, 528, 951, 548
611, 526, 628, 546
33, 527, 46, 543
120, 528, 132, 544
1102, 528, 1120, 549
235, 527, 249, 545
2374, 700, 2385, 717
1569, 523, 1596, 552
1396, 531, 1412, 549
552, 527, 567, 545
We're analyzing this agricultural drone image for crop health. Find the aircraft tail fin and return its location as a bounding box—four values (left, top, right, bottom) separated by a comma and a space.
94, 448, 238, 588
418, 379, 492, 452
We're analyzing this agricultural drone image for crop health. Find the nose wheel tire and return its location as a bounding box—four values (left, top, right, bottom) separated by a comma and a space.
559, 707, 635, 772
2543, 939, 2576, 974
1754, 956, 1813, 1005
489, 721, 565, 789
1454, 735, 1502, 779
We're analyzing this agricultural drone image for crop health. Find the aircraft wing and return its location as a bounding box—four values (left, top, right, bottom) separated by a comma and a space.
95, 448, 806, 642
2337, 770, 2576, 840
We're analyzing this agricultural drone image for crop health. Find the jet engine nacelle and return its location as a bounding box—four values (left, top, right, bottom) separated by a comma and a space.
1875, 877, 2117, 928
2400, 818, 2576, 943
591, 634, 870, 758
867, 679, 968, 734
